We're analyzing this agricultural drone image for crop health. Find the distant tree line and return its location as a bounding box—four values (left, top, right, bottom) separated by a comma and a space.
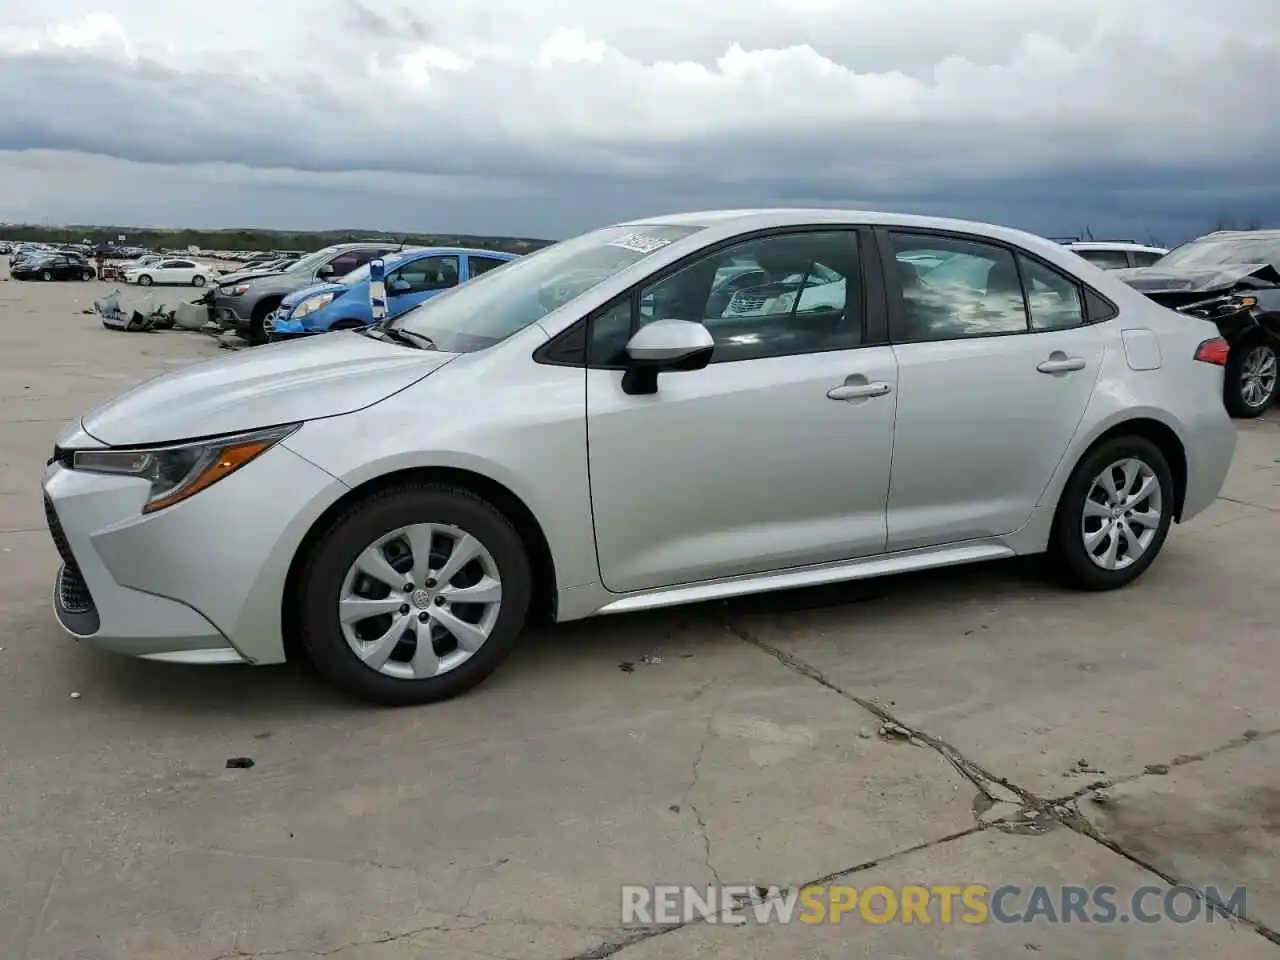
0, 224, 554, 255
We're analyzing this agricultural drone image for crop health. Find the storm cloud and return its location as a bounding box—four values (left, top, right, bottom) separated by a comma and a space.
0, 0, 1277, 240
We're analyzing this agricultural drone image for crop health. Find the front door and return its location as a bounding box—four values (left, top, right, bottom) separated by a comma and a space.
386, 254, 461, 319
881, 229, 1106, 550
587, 228, 898, 594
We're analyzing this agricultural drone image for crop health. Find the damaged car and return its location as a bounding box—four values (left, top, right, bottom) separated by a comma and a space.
1114, 229, 1280, 417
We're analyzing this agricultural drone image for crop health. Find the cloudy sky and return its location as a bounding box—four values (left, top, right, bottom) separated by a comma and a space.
0, 0, 1277, 242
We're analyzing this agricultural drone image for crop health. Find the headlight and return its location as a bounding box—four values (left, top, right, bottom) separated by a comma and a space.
226, 283, 252, 296
293, 292, 338, 319
70, 424, 299, 514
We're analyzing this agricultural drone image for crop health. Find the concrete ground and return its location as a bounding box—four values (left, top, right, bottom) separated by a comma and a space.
2, 266, 1278, 960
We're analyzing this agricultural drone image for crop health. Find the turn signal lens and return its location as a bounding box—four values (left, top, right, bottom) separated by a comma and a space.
1194, 337, 1229, 366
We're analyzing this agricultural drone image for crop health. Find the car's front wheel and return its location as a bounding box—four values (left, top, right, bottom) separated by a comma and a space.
82, 269, 95, 281
1048, 435, 1174, 590
1223, 338, 1278, 419
138, 274, 153, 286
192, 274, 206, 287
41, 269, 52, 281
296, 483, 533, 705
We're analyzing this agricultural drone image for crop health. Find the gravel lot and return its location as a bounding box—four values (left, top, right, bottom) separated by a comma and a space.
2, 266, 1279, 959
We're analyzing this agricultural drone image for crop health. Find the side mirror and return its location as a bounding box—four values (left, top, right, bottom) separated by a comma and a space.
621, 319, 714, 396
316, 264, 334, 279
389, 278, 412, 294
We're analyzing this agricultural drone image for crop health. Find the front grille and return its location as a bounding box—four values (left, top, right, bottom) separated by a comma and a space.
44, 496, 95, 614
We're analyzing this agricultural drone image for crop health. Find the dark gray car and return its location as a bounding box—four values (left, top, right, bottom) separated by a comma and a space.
213, 242, 401, 343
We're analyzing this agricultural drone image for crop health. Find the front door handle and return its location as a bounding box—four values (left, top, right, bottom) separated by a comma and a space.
827, 380, 892, 401
1037, 355, 1087, 374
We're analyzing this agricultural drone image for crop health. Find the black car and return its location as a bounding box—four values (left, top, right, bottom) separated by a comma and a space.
11, 253, 96, 282
1114, 230, 1280, 418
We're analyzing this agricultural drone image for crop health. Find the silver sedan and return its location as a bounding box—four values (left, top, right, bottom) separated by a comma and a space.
42, 209, 1237, 704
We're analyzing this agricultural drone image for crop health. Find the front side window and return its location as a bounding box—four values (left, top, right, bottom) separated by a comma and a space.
389, 255, 459, 294
389, 223, 703, 354
889, 233, 1029, 341
591, 230, 863, 365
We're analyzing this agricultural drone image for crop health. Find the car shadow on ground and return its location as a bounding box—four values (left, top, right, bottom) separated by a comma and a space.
61, 556, 1053, 718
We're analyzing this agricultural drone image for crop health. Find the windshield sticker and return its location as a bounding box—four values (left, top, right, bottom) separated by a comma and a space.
606, 233, 674, 255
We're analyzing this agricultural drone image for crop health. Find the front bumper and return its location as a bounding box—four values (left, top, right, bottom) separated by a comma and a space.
267, 315, 314, 340
41, 438, 347, 665
213, 294, 251, 331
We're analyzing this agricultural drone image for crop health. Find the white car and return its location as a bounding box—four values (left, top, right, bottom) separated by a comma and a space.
125, 258, 217, 287
1067, 242, 1168, 270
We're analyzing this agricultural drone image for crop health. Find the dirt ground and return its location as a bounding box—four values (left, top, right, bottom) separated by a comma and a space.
2, 265, 1278, 959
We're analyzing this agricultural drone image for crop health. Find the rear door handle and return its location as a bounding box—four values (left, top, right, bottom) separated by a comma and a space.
827, 381, 892, 401
1036, 356, 1087, 374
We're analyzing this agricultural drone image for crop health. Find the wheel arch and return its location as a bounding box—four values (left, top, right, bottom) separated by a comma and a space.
1058, 416, 1189, 524
281, 465, 559, 662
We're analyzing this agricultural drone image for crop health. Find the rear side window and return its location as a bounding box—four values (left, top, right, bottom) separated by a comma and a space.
1017, 255, 1085, 330
1131, 251, 1163, 267
1075, 249, 1131, 270
469, 255, 509, 278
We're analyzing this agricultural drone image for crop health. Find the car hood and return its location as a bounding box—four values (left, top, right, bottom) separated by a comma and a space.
217, 267, 290, 286
80, 332, 455, 446
1114, 262, 1280, 295
282, 281, 350, 308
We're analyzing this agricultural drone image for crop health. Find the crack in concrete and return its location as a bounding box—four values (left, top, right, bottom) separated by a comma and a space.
682, 723, 721, 886
1058, 805, 1280, 946
1215, 494, 1280, 513
723, 618, 1035, 814
208, 918, 490, 960
1050, 727, 1280, 805
563, 826, 985, 959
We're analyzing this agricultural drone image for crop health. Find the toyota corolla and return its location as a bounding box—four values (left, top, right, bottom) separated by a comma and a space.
42, 209, 1236, 705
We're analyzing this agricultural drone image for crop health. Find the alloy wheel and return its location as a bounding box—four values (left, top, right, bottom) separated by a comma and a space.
1240, 344, 1278, 410
1081, 458, 1163, 571
338, 523, 502, 680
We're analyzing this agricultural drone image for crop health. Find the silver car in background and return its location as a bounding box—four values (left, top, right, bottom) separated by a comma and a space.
42, 209, 1237, 705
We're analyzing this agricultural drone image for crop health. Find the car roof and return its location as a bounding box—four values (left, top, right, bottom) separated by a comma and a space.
1199, 229, 1280, 240
1068, 241, 1168, 253
621, 208, 1075, 258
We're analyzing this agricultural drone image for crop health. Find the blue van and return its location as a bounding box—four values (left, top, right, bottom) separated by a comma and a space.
266, 247, 518, 340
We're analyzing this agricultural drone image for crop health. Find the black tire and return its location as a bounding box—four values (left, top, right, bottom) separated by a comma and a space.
296, 483, 533, 706
247, 299, 280, 345
82, 269, 95, 281
1047, 435, 1174, 590
138, 274, 153, 286
41, 270, 52, 281
192, 274, 206, 287
1223, 337, 1278, 419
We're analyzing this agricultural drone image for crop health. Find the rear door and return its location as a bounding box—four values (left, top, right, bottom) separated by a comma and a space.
880, 228, 1107, 550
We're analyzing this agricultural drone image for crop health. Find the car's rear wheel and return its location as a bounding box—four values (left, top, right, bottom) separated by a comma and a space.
82, 269, 95, 281
1223, 338, 1278, 419
1048, 435, 1173, 590
41, 270, 52, 281
192, 274, 207, 287
296, 483, 532, 705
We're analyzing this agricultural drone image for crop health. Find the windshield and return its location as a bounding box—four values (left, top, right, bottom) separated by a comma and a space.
1155, 235, 1280, 270
389, 224, 704, 352
284, 246, 342, 275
